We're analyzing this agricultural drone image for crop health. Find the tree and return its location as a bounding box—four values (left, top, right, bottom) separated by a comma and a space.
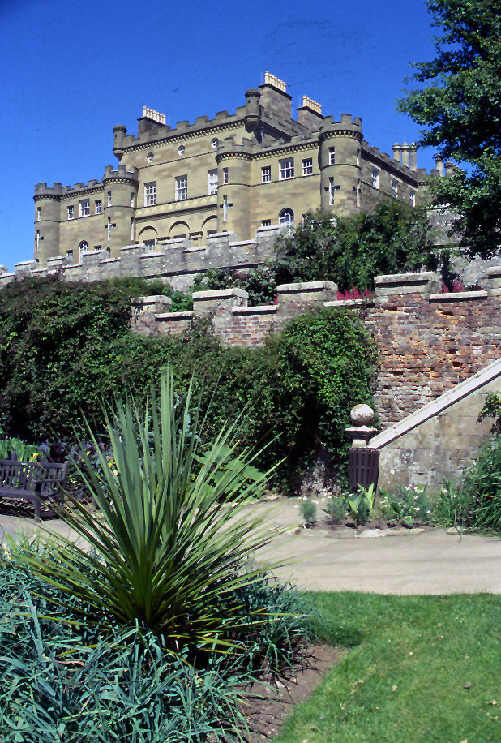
272, 204, 438, 291
398, 0, 501, 259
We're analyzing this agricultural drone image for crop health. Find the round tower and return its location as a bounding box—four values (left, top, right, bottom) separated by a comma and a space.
216, 140, 252, 239
319, 114, 363, 215
102, 165, 138, 256
33, 183, 63, 266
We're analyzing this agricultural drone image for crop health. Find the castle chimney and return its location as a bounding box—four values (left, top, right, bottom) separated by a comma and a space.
401, 142, 410, 167
409, 144, 418, 170
392, 143, 401, 162
259, 71, 292, 121
434, 155, 444, 176
297, 95, 323, 129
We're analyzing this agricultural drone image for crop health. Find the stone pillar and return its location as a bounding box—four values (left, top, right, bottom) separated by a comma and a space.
345, 405, 378, 448
192, 288, 248, 315
374, 271, 441, 302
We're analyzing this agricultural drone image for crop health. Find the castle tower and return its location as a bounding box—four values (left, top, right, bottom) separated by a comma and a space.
319, 114, 363, 214
216, 140, 252, 237
33, 184, 63, 265
102, 165, 138, 256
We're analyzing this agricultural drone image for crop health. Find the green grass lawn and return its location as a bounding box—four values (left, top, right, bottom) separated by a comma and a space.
276, 593, 501, 743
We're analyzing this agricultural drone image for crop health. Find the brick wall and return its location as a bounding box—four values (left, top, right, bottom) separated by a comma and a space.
132, 267, 501, 427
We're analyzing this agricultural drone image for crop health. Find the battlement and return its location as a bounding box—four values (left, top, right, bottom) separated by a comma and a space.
3, 225, 282, 290
103, 164, 138, 181
34, 177, 104, 198
320, 114, 363, 136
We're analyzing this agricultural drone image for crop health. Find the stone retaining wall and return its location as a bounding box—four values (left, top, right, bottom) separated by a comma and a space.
132, 267, 501, 428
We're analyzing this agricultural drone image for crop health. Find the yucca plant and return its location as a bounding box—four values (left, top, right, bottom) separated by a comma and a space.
14, 369, 281, 655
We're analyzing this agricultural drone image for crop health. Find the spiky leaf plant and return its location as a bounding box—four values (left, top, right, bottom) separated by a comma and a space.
14, 369, 280, 654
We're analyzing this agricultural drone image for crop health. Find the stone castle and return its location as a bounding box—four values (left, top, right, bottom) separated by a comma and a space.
27, 72, 449, 275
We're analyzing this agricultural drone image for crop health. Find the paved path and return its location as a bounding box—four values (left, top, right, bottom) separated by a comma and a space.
2, 498, 501, 595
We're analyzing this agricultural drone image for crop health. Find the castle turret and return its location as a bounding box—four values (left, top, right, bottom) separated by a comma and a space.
244, 89, 261, 134
113, 125, 127, 160
33, 183, 64, 266
319, 114, 363, 214
216, 139, 253, 238
102, 165, 138, 256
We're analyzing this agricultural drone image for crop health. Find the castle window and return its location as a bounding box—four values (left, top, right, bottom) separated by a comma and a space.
94, 245, 102, 251
175, 175, 187, 201
144, 182, 157, 206
409, 190, 416, 207
329, 177, 335, 205
371, 169, 380, 189
211, 138, 218, 149
79, 199, 90, 217
146, 152, 153, 163
35, 230, 40, 252
279, 158, 294, 179
36, 207, 41, 222
391, 179, 398, 198
95, 200, 102, 214
223, 167, 229, 184
144, 239, 156, 248
67, 205, 74, 220
302, 158, 313, 176
262, 165, 271, 183
178, 144, 185, 156
79, 241, 89, 259
279, 208, 294, 232
107, 191, 112, 206
208, 169, 218, 195
130, 192, 136, 208
261, 219, 272, 226
329, 147, 336, 165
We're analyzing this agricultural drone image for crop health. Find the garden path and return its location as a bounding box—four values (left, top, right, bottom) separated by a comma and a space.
1, 497, 501, 595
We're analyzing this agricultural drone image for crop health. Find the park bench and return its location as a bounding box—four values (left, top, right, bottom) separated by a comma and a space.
0, 460, 68, 520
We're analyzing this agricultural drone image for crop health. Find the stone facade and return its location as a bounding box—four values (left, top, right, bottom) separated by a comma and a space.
132, 266, 501, 431
31, 71, 442, 270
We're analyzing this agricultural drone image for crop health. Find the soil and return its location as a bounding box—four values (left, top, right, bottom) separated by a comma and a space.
238, 644, 343, 741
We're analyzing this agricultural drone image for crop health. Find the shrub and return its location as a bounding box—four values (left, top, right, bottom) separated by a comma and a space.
192, 266, 277, 306
272, 204, 440, 292
0, 278, 376, 487
460, 436, 501, 530
300, 499, 317, 527
14, 369, 279, 654
1, 546, 308, 741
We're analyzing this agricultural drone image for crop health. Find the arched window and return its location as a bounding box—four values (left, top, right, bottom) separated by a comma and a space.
279, 208, 294, 233
79, 241, 89, 259
139, 226, 157, 249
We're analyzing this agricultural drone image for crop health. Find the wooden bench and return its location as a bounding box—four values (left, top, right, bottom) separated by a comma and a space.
0, 460, 68, 520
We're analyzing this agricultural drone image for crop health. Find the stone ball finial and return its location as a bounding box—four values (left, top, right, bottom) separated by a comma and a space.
350, 404, 375, 427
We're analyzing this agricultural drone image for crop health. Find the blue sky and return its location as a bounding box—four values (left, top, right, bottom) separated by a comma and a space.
0, 0, 438, 270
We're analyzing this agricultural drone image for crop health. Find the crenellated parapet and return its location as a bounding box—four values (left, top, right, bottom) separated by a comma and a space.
1, 225, 282, 291
103, 164, 138, 184
34, 178, 104, 200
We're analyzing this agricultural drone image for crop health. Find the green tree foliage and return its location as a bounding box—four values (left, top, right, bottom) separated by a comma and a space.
0, 278, 377, 484
398, 0, 501, 258
273, 205, 438, 291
